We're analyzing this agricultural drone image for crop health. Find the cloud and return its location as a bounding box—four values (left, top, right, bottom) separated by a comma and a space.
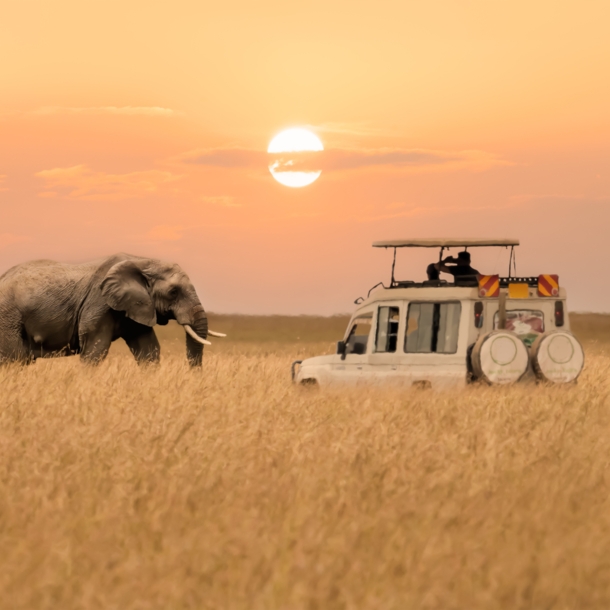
0, 233, 30, 249
32, 106, 177, 117
35, 165, 182, 201
200, 195, 240, 207
272, 148, 508, 173
181, 148, 265, 168
180, 147, 509, 174
144, 225, 184, 241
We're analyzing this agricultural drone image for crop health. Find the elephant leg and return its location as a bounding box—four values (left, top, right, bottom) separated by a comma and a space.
121, 318, 160, 364
79, 315, 114, 365
0, 312, 32, 364
0, 330, 32, 364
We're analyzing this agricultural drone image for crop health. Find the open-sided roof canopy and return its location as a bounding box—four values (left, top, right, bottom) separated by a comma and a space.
372, 238, 519, 248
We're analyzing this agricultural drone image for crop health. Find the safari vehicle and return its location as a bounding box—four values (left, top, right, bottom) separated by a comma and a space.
292, 239, 584, 388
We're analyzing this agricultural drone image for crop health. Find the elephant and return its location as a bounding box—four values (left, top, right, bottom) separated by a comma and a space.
0, 253, 225, 366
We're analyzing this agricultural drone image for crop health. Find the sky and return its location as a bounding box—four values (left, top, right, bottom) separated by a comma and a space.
1, 0, 609, 314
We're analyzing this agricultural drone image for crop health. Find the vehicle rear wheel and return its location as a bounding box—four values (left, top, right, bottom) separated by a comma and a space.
471, 330, 529, 384
530, 331, 584, 383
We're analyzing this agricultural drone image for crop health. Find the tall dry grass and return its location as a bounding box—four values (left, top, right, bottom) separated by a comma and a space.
0, 314, 609, 609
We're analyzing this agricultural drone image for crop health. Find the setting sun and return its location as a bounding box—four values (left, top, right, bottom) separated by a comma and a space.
267, 128, 323, 188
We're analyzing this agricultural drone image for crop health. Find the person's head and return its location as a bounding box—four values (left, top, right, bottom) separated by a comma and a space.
456, 251, 471, 266
426, 263, 439, 281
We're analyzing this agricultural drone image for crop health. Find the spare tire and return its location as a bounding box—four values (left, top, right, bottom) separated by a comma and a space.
530, 331, 584, 383
471, 330, 529, 385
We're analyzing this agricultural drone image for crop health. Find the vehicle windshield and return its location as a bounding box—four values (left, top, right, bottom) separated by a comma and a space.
345, 314, 373, 355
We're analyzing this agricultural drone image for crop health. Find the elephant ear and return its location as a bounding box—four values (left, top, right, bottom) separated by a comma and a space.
100, 260, 156, 326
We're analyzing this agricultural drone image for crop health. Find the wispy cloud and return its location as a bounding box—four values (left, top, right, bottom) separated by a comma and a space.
181, 148, 265, 168
35, 165, 182, 201
180, 147, 509, 174
32, 106, 177, 117
0, 233, 30, 249
274, 148, 509, 173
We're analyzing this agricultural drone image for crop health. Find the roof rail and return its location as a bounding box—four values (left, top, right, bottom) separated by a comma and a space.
373, 238, 519, 248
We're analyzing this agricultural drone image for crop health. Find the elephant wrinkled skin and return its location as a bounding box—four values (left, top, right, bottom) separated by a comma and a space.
0, 253, 217, 366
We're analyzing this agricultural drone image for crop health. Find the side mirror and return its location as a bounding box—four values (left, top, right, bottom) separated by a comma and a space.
336, 341, 346, 356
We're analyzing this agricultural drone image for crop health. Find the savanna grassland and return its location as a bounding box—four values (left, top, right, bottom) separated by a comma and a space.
1, 314, 610, 610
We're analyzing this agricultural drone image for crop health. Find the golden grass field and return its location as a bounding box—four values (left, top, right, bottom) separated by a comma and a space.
1, 313, 610, 609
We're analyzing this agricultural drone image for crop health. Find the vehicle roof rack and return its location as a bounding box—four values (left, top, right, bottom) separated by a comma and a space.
373, 237, 521, 287
372, 238, 519, 248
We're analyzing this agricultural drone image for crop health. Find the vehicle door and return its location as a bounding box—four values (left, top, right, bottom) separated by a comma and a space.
367, 303, 403, 382
401, 301, 467, 388
332, 312, 373, 384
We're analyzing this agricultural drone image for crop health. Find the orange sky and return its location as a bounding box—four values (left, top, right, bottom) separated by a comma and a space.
1, 1, 609, 313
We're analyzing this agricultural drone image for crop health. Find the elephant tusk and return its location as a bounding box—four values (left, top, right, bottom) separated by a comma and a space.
184, 324, 212, 345
208, 330, 227, 338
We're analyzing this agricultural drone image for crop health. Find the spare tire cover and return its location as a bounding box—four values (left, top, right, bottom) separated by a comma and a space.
530, 331, 584, 383
471, 330, 529, 384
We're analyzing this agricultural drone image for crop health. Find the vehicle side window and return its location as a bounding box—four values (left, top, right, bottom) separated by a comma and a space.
405, 302, 461, 354
375, 306, 400, 353
437, 302, 461, 353
493, 309, 544, 347
346, 316, 373, 355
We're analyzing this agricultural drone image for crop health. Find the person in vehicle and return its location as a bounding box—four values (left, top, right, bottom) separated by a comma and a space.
434, 251, 480, 281
426, 263, 440, 281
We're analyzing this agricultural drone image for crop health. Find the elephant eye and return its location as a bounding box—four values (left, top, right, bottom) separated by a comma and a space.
169, 287, 179, 298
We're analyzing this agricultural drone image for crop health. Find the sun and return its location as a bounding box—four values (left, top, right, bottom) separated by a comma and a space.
267, 128, 323, 188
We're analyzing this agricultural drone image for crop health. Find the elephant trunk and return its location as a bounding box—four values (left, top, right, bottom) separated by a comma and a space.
184, 304, 208, 367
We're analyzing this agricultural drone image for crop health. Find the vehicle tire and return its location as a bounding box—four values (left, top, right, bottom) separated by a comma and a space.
471, 330, 529, 385
530, 331, 584, 383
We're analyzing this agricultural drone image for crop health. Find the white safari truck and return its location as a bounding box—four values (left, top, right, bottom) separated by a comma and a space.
292, 238, 585, 389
